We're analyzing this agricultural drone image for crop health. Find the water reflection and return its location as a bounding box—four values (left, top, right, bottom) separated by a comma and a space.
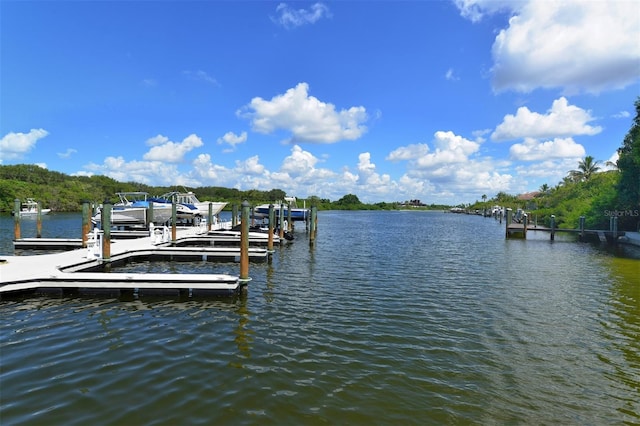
604, 256, 640, 420
263, 259, 275, 304
232, 292, 252, 368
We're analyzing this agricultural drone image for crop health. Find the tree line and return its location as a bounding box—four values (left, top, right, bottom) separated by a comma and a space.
0, 168, 291, 213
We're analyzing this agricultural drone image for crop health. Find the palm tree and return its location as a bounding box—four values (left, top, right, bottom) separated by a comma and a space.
569, 156, 601, 182
539, 183, 550, 194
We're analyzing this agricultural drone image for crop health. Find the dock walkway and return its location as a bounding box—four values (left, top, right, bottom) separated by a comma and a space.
505, 209, 625, 243
1, 226, 271, 297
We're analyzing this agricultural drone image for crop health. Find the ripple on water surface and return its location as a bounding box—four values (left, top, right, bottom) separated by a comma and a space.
0, 211, 638, 424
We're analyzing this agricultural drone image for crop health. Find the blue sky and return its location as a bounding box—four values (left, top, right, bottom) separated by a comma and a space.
1, 0, 638, 204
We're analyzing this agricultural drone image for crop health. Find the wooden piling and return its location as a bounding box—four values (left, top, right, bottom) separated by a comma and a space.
36, 201, 42, 238
82, 201, 90, 248
240, 200, 250, 282
287, 200, 293, 232
171, 198, 177, 243
148, 201, 154, 226
550, 215, 556, 241
279, 203, 285, 240
579, 216, 585, 241
522, 214, 527, 239
102, 201, 112, 261
309, 206, 317, 244
505, 208, 512, 238
208, 203, 213, 232
13, 199, 21, 240
268, 204, 274, 252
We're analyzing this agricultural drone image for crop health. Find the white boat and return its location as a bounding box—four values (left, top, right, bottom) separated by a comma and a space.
156, 191, 227, 219
253, 196, 309, 222
18, 198, 51, 217
92, 192, 174, 226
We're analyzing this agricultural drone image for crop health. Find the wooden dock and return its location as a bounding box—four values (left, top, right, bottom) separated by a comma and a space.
504, 210, 625, 243
1, 225, 270, 297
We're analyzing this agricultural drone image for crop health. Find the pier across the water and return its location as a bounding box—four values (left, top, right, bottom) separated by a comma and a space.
504, 208, 625, 243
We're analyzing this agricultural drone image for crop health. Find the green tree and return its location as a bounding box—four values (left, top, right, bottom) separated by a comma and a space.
569, 156, 600, 182
616, 97, 640, 230
334, 194, 362, 209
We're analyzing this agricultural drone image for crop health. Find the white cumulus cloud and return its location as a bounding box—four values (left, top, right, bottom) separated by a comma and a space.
490, 0, 639, 93
454, 0, 640, 94
509, 137, 586, 161
492, 97, 601, 141
143, 134, 204, 162
239, 82, 368, 144
0, 128, 49, 163
386, 143, 430, 162
281, 145, 319, 175
415, 131, 480, 168
217, 131, 247, 152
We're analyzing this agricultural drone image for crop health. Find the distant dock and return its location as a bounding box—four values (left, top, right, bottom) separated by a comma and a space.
504, 209, 625, 243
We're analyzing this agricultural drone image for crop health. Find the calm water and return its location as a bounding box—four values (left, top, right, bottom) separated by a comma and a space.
1, 211, 639, 425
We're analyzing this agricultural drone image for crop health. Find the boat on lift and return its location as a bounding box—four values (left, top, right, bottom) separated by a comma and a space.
18, 198, 51, 217
253, 196, 309, 222
153, 190, 227, 219
91, 192, 176, 226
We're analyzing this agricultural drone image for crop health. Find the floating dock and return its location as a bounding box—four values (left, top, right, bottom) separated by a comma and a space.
1, 225, 270, 297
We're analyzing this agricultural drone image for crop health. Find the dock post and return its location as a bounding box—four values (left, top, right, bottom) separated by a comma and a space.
240, 200, 250, 282
579, 216, 585, 241
36, 201, 43, 238
287, 201, 293, 232
312, 206, 317, 233
613, 216, 618, 240
499, 209, 503, 224
309, 206, 317, 245
102, 200, 112, 262
522, 214, 528, 239
232, 204, 238, 228
279, 203, 285, 240
208, 203, 213, 232
550, 215, 556, 241
82, 201, 90, 248
13, 199, 21, 240
171, 197, 177, 243
268, 204, 274, 252
505, 208, 512, 238
148, 201, 154, 227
